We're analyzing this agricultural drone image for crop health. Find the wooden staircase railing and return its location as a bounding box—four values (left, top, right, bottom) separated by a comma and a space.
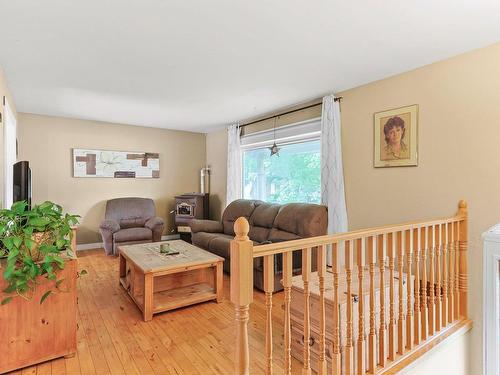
230, 201, 472, 374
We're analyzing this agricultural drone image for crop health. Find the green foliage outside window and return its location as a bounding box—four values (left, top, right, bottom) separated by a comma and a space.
243, 140, 321, 204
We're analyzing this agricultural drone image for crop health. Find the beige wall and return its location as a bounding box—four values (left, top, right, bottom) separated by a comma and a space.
339, 43, 500, 375
0, 67, 17, 208
402, 331, 470, 375
206, 42, 500, 373
17, 113, 206, 244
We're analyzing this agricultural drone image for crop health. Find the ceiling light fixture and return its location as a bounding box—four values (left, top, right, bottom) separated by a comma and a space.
268, 116, 280, 157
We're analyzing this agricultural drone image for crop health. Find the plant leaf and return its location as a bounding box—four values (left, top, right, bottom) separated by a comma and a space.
11, 201, 28, 214
1, 297, 13, 305
2, 237, 13, 250
24, 238, 36, 251
28, 217, 51, 227
40, 290, 52, 304
12, 236, 22, 249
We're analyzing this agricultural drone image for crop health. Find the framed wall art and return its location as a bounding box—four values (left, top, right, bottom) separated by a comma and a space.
374, 104, 418, 168
73, 149, 160, 178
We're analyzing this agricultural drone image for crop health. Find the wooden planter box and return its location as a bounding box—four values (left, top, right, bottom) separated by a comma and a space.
0, 256, 78, 374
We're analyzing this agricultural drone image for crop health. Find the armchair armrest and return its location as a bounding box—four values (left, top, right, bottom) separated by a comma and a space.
99, 220, 120, 233
145, 216, 164, 230
189, 219, 223, 233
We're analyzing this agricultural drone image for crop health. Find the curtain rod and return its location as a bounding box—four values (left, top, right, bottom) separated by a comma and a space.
240, 97, 342, 128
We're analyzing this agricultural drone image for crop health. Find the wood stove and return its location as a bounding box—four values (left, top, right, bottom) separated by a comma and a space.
174, 193, 209, 226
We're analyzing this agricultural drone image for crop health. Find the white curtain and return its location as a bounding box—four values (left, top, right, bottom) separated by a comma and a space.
321, 94, 348, 263
226, 124, 242, 206
3, 97, 17, 209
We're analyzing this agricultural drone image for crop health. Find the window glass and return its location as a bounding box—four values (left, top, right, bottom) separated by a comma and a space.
242, 139, 321, 204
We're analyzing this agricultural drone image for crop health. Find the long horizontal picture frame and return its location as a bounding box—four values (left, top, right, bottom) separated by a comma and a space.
73, 149, 160, 178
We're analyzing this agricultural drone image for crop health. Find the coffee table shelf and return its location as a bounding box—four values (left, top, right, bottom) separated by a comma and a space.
153, 283, 216, 312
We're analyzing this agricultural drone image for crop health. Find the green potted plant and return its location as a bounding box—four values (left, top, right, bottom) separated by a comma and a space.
0, 200, 80, 304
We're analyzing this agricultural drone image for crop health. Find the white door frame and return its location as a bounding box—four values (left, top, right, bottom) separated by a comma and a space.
483, 225, 500, 375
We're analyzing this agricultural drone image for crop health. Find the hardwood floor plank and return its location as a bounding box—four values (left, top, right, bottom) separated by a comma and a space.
50, 358, 66, 375
20, 366, 36, 375
8, 249, 302, 375
35, 361, 52, 375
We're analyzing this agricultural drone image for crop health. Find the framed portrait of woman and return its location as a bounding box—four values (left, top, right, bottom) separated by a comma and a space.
374, 104, 418, 167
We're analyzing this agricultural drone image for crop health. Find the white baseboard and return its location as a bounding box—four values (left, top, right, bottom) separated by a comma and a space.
76, 234, 181, 251
76, 242, 103, 251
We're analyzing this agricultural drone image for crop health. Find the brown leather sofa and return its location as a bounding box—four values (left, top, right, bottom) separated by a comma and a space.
189, 199, 327, 291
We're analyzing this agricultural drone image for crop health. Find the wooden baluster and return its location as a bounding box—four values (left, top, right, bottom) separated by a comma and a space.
345, 240, 354, 375
356, 239, 366, 375
435, 224, 442, 332
421, 227, 428, 341
428, 225, 435, 337
367, 236, 377, 373
397, 231, 405, 355
454, 221, 460, 320
458, 201, 468, 318
263, 255, 274, 375
283, 251, 293, 375
302, 248, 312, 375
388, 233, 397, 361
442, 223, 449, 327
378, 234, 387, 367
317, 245, 327, 375
230, 217, 254, 375
332, 243, 341, 375
449, 221, 455, 322
406, 230, 414, 350
413, 227, 421, 345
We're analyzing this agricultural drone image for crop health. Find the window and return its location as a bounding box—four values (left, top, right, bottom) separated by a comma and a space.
241, 119, 321, 204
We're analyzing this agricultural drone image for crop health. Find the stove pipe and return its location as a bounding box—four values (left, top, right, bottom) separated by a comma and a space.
200, 166, 211, 194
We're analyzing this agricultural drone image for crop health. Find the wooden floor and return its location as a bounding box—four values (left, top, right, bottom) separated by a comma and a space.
7, 249, 302, 374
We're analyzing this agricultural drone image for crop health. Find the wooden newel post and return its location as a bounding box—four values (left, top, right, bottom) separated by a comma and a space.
231, 217, 254, 375
457, 200, 468, 318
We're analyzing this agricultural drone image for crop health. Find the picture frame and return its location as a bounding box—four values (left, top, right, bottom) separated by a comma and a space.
72, 149, 160, 178
374, 104, 418, 168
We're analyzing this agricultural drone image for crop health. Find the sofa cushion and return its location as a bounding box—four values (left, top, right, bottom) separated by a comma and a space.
248, 226, 270, 243
222, 199, 261, 236
192, 232, 220, 250
268, 228, 302, 243
249, 203, 280, 228
208, 234, 234, 259
114, 227, 152, 243
120, 216, 148, 229
105, 197, 155, 228
273, 203, 328, 237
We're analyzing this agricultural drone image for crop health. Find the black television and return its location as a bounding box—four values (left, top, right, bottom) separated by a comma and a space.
13, 161, 31, 208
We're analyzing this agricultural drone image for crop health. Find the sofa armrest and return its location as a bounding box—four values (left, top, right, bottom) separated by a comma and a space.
146, 217, 164, 242
99, 219, 120, 233
145, 216, 164, 231
189, 219, 223, 233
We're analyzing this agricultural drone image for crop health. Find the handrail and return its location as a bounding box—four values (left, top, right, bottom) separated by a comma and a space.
253, 213, 464, 258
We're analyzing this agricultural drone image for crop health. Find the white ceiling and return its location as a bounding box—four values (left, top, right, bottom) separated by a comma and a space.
1, 1, 500, 133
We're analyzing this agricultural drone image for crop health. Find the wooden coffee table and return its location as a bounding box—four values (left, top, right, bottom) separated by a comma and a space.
118, 240, 224, 321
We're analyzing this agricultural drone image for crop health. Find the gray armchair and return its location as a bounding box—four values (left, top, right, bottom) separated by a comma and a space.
99, 197, 164, 256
